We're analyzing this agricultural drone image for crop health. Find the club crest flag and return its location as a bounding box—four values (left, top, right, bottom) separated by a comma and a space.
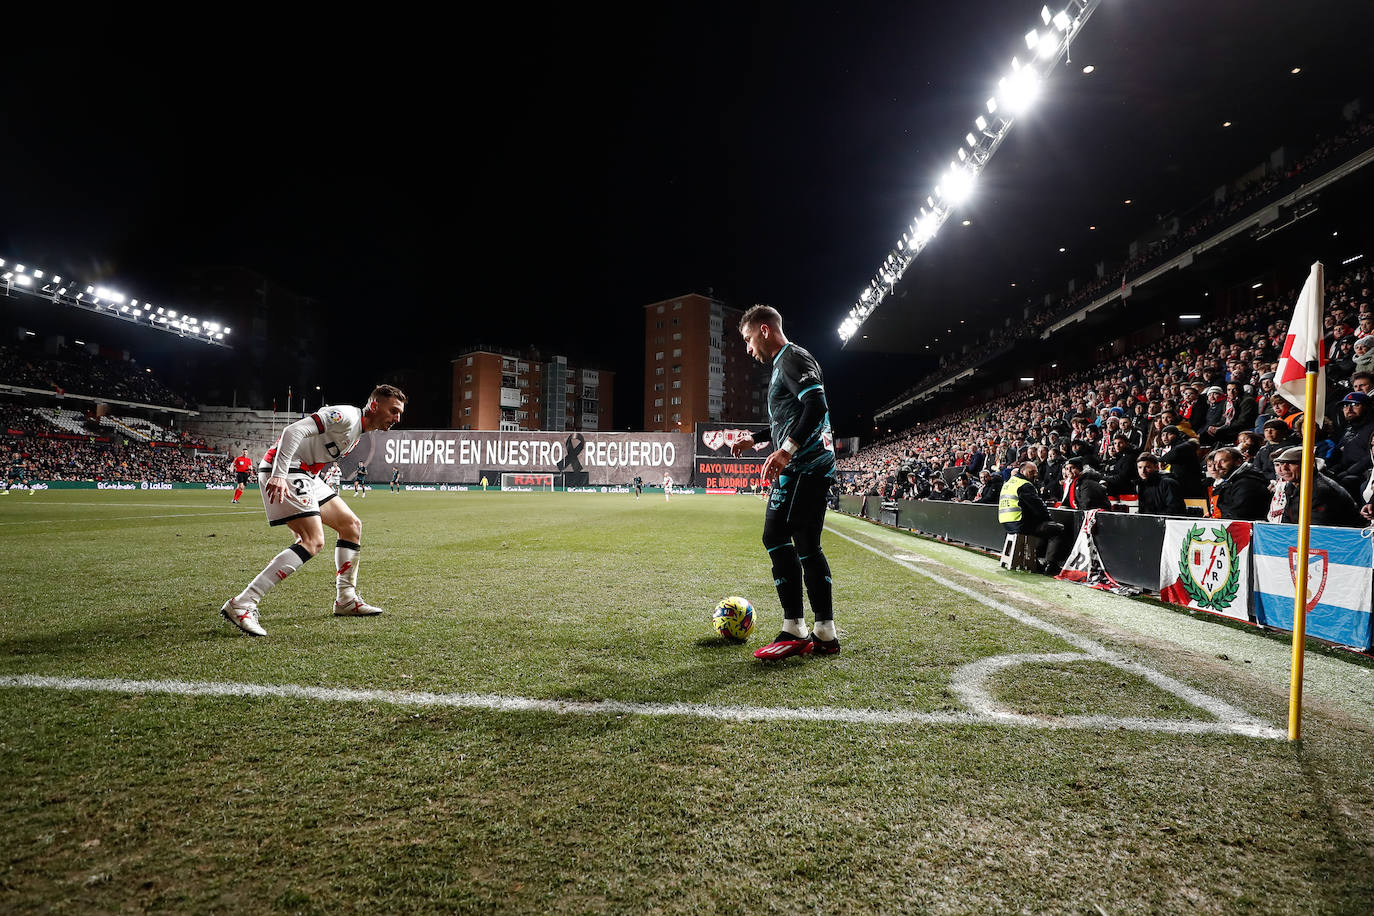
1159, 519, 1251, 621
1251, 524, 1373, 651
1274, 261, 1326, 420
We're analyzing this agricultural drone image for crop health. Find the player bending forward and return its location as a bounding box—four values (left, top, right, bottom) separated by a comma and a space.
732, 305, 839, 658
220, 384, 406, 637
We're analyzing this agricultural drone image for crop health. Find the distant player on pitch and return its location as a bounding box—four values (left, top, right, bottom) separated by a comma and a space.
633, 475, 643, 499
231, 449, 253, 503
663, 472, 673, 502
390, 466, 401, 492
220, 384, 406, 637
731, 305, 838, 658
352, 462, 368, 498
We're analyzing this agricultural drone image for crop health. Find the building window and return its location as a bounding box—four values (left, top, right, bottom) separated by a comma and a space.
655, 367, 664, 376
672, 348, 681, 357
655, 351, 664, 360
672, 318, 680, 326
654, 413, 663, 423
673, 333, 681, 341
672, 380, 681, 389
657, 305, 665, 314
673, 301, 682, 310
464, 407, 471, 416
464, 374, 472, 383
466, 357, 473, 366
670, 396, 681, 405
654, 398, 663, 407
653, 383, 664, 392
656, 320, 664, 328
672, 365, 681, 373
464, 390, 472, 400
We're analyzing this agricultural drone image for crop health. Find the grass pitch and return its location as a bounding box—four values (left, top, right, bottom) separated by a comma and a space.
2, 490, 1373, 913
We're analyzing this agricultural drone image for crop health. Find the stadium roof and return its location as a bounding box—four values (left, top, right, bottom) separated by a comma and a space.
840, 0, 1374, 356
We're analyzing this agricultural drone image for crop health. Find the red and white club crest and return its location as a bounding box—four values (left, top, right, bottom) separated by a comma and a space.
703, 429, 759, 451
1288, 547, 1329, 611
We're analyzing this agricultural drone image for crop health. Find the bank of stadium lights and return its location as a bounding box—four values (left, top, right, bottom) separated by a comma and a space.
838, 0, 1102, 344
0, 255, 231, 343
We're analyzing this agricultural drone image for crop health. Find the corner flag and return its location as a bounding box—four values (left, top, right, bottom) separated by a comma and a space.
1275, 263, 1326, 421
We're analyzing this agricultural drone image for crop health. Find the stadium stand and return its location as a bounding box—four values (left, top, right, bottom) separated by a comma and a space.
842, 258, 1374, 528
880, 109, 1374, 407
0, 339, 189, 408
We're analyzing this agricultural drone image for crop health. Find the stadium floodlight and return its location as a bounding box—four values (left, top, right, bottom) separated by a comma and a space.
15, 264, 25, 273
942, 165, 975, 206
32, 270, 43, 279
15, 274, 32, 287
0, 258, 5, 267
52, 275, 60, 283
224, 327, 231, 334
57, 287, 67, 295
1, 271, 10, 280
85, 286, 94, 294
837, 0, 1103, 343
999, 67, 1042, 115
167, 309, 177, 317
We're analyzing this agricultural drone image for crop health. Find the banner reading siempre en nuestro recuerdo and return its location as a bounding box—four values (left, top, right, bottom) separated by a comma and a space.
1158, 519, 1252, 622
694, 421, 769, 491
335, 430, 694, 487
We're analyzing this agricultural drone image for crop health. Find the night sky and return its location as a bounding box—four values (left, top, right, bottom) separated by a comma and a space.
3, 2, 1372, 435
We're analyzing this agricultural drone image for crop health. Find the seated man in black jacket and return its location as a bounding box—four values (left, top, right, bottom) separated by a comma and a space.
1102, 434, 1141, 496
974, 469, 1002, 504
1210, 446, 1271, 521
998, 461, 1068, 574
1270, 447, 1362, 528
1064, 457, 1112, 510
1135, 453, 1186, 516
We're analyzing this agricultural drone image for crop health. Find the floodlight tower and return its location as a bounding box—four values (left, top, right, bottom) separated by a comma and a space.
838, 0, 1101, 347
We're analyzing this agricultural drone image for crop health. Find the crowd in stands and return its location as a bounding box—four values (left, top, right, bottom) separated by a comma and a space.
842, 261, 1374, 529
5, 437, 224, 484
0, 340, 189, 408
3, 400, 219, 484
882, 111, 1374, 407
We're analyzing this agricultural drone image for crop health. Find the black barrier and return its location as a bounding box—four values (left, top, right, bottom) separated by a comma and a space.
1090, 511, 1167, 590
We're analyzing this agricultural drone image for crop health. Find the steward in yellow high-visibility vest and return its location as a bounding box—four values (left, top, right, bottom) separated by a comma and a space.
997, 461, 1068, 575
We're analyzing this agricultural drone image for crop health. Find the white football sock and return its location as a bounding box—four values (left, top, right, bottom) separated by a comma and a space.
813, 620, 836, 641
236, 545, 312, 606
781, 618, 809, 639
335, 540, 361, 601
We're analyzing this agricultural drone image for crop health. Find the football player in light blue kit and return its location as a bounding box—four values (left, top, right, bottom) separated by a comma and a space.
731, 305, 839, 658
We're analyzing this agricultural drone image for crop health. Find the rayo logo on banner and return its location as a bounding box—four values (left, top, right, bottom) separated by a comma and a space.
1252, 524, 1372, 651
1159, 520, 1251, 621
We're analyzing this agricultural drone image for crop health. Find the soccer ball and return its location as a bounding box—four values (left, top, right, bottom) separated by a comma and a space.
712, 596, 754, 641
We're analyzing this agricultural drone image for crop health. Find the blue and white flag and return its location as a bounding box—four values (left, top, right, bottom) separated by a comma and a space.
1251, 524, 1373, 651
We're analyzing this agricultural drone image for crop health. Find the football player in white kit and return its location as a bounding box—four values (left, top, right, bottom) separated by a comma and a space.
220, 384, 406, 636
663, 472, 673, 502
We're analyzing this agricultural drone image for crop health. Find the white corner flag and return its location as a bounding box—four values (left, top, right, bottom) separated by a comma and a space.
1274, 262, 1326, 422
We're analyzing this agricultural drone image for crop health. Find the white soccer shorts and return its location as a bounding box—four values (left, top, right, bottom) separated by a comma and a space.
258, 468, 337, 527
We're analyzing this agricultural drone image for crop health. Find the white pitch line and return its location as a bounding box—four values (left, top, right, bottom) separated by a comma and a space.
0, 510, 252, 526
0, 673, 1278, 737
825, 523, 1284, 741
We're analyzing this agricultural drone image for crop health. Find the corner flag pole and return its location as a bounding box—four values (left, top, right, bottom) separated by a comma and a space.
1288, 261, 1324, 742
1288, 361, 1318, 741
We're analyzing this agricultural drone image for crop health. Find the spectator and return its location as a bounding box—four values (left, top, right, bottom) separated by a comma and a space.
1270, 447, 1361, 528
1136, 453, 1186, 516
1210, 446, 1270, 521
998, 461, 1068, 574
1063, 457, 1111, 510
1157, 425, 1205, 497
